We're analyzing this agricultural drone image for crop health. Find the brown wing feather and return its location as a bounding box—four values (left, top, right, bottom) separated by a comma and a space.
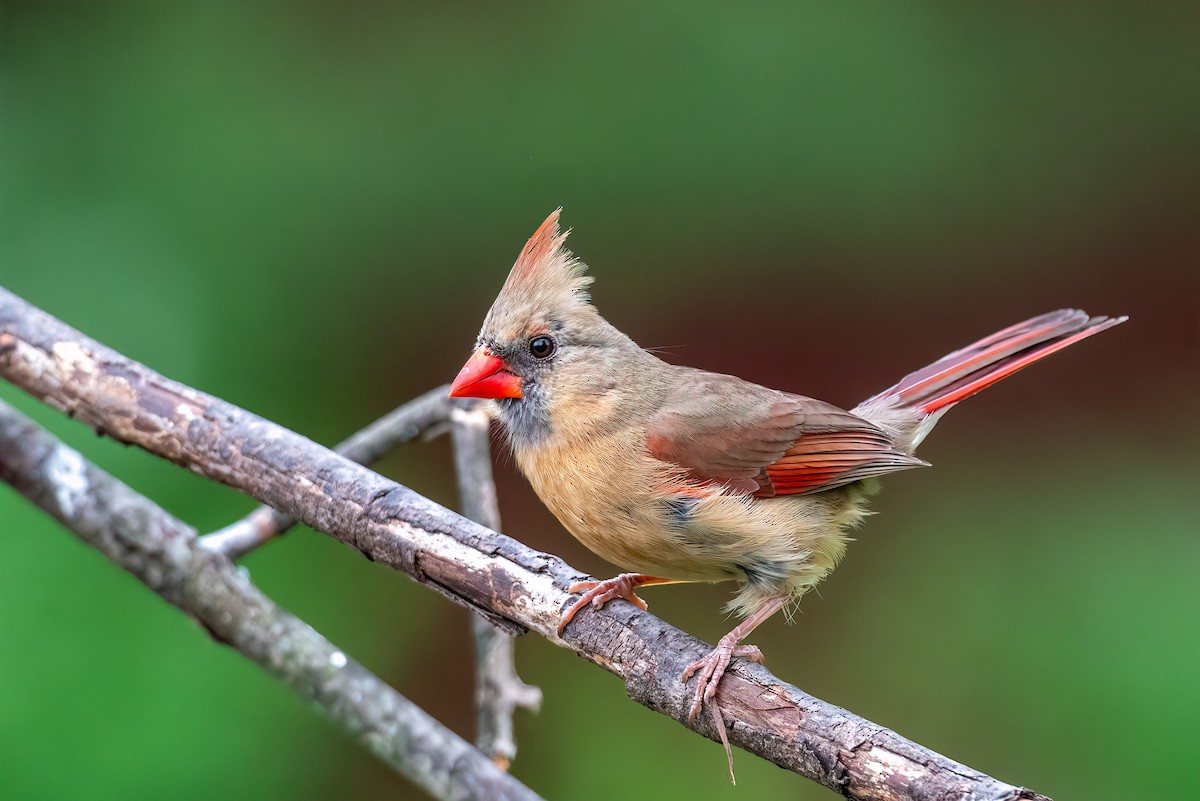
645, 368, 927, 497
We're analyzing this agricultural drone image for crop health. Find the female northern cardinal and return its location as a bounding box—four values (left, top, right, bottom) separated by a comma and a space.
449, 209, 1124, 730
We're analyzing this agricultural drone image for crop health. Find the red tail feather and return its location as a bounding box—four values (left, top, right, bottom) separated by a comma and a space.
872, 310, 1126, 415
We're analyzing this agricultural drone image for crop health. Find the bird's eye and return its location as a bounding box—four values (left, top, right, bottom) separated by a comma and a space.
528, 335, 556, 360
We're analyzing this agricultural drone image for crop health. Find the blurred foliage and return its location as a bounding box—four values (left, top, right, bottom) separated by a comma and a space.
1, 2, 1197, 800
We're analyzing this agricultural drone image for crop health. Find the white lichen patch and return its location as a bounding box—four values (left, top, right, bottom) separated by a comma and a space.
329, 650, 348, 668
51, 341, 97, 377
8, 338, 56, 384
174, 400, 201, 425
857, 744, 924, 786
46, 445, 88, 517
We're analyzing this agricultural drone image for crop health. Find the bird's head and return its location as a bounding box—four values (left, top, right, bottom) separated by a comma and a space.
449, 209, 643, 447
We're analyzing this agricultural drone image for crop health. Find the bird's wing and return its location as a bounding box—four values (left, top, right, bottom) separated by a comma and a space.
645, 369, 926, 497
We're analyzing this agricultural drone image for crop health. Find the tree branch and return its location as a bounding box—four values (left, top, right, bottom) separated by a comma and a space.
199, 385, 455, 558
451, 406, 543, 769
0, 286, 1050, 801
0, 399, 544, 801
203, 386, 542, 768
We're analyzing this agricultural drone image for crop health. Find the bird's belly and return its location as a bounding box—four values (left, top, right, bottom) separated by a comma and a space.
543, 483, 737, 582
517, 439, 871, 594
516, 440, 734, 581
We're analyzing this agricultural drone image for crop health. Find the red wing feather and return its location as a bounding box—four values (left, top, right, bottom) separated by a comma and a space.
758, 432, 925, 497
646, 368, 926, 498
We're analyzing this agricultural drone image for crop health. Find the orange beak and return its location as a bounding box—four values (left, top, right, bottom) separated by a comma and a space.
448, 347, 523, 399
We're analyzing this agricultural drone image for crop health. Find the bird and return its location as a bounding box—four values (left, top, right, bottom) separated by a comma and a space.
448, 208, 1125, 755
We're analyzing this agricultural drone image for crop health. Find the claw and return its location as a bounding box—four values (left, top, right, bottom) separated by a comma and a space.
681, 640, 766, 784
557, 573, 650, 636
682, 640, 764, 721
708, 702, 735, 785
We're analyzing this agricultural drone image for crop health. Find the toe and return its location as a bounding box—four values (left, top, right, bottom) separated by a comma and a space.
557, 595, 591, 636
734, 645, 765, 664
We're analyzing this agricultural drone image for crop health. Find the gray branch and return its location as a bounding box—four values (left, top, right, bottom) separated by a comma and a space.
202, 386, 541, 768
0, 399, 543, 801
199, 385, 455, 558
0, 286, 1050, 801
451, 406, 543, 768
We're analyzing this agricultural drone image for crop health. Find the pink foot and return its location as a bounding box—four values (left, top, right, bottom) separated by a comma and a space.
680, 637, 765, 722
557, 573, 650, 636
681, 637, 765, 784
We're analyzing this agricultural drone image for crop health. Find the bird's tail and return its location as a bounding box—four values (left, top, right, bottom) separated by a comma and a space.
855, 309, 1126, 449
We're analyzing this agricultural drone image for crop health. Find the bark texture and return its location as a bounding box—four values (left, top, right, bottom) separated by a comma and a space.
200, 385, 455, 558
0, 400, 543, 801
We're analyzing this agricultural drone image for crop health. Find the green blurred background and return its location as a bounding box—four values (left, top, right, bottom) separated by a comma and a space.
2, 2, 1197, 799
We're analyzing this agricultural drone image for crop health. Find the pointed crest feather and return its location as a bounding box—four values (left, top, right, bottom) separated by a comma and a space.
486, 209, 594, 333
512, 208, 570, 279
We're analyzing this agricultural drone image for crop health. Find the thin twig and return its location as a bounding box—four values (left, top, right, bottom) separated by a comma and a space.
0, 287, 1051, 801
199, 385, 454, 558
0, 399, 544, 801
451, 406, 543, 769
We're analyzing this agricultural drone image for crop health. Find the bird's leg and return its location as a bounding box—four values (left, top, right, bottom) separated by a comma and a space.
681, 597, 786, 723
680, 597, 787, 783
557, 573, 679, 636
